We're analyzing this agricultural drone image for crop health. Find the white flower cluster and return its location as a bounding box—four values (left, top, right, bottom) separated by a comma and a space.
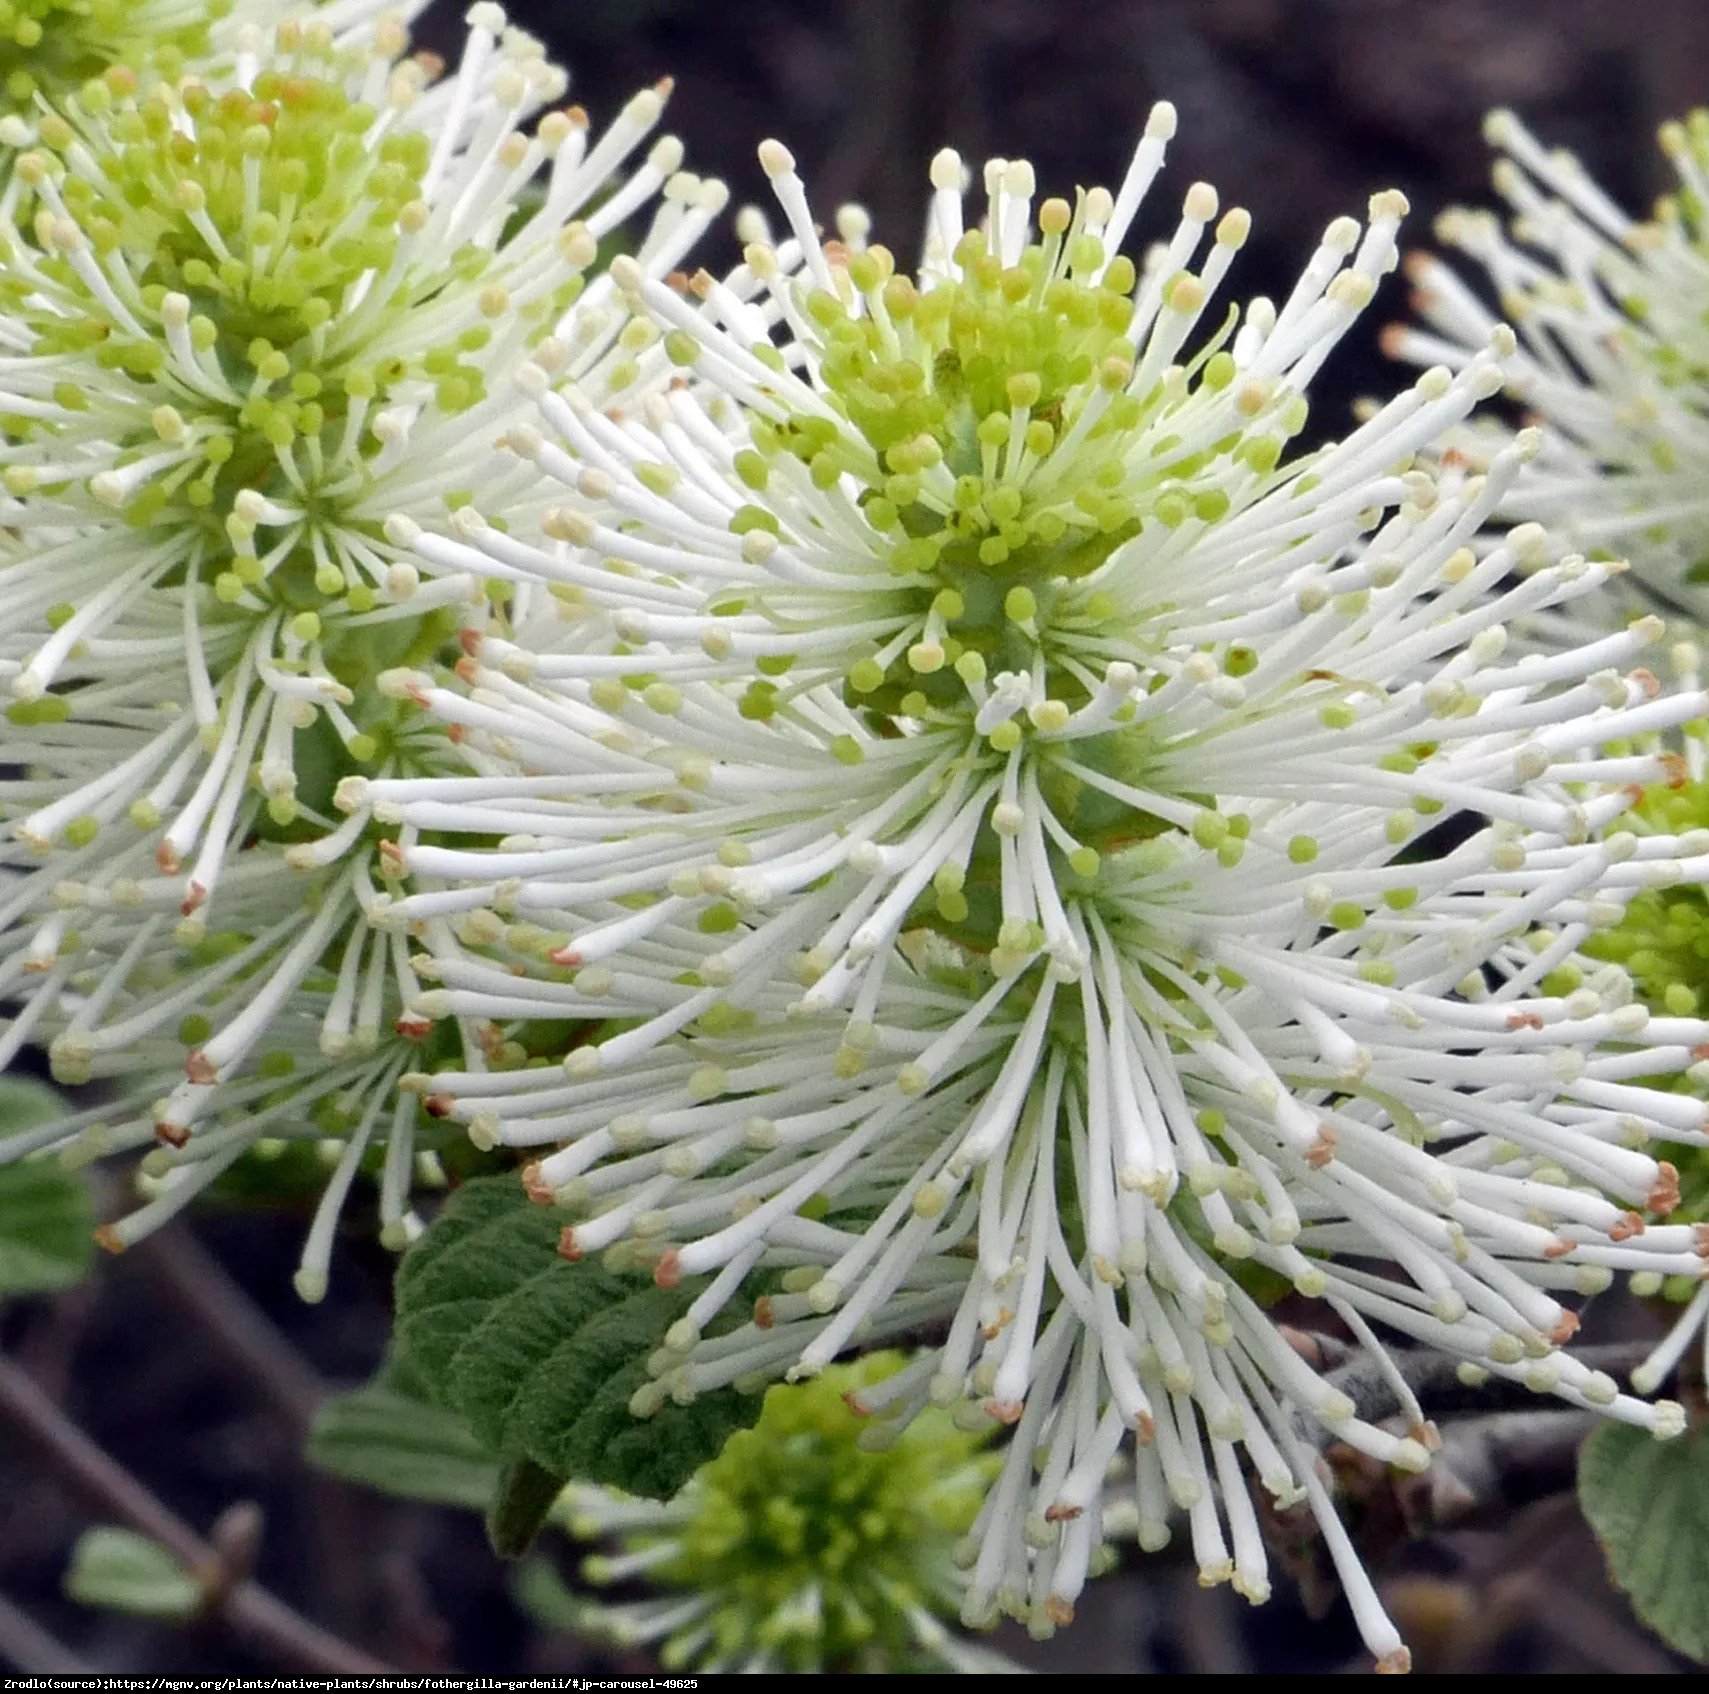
1395, 108, 1709, 617
4, 12, 1709, 1671
360, 121, 1709, 1665
0, 1, 721, 1291
1396, 103, 1709, 1469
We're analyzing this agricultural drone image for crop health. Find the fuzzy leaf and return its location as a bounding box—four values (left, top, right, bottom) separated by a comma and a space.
487, 1454, 564, 1557
63, 1528, 201, 1622
1579, 1420, 1709, 1664
395, 1173, 764, 1504
0, 1081, 93, 1296
447, 1253, 621, 1453
306, 1365, 502, 1511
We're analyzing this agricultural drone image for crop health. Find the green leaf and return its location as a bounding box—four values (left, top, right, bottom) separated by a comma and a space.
63, 1528, 201, 1622
395, 1173, 765, 1506
0, 1080, 93, 1296
487, 1454, 564, 1558
447, 1250, 626, 1451
305, 1362, 502, 1512
1579, 1420, 1709, 1663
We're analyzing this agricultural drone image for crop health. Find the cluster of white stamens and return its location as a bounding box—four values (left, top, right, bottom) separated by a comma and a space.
360, 117, 1709, 1665
1393, 107, 1709, 619
0, 3, 719, 1277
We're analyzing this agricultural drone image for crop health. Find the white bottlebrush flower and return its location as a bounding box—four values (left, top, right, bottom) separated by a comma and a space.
0, 3, 722, 1277
1391, 107, 1709, 617
371, 123, 1709, 1666
1392, 109, 1709, 1403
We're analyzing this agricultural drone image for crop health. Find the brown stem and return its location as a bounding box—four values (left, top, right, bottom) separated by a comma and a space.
1394, 1408, 1598, 1533
0, 1352, 393, 1675
1289, 1335, 1659, 1436
0, 1589, 95, 1675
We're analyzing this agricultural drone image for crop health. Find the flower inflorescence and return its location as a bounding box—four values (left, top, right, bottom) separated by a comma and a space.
1397, 103, 1709, 1454
366, 125, 1709, 1664
3, 10, 1709, 1677
0, 0, 721, 1291
566, 1354, 1011, 1674
1396, 107, 1709, 616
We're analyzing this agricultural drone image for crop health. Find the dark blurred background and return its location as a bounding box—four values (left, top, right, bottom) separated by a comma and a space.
2, 0, 1706, 1678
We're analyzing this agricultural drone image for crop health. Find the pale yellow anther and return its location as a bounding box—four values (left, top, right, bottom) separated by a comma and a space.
929, 147, 963, 192
1183, 181, 1218, 223
1323, 214, 1361, 253
1216, 208, 1251, 247
1167, 273, 1206, 313
758, 138, 796, 179
622, 84, 666, 129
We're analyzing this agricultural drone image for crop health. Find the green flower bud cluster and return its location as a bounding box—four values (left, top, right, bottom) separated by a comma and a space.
1585, 762, 1709, 1018
572, 1354, 1002, 1673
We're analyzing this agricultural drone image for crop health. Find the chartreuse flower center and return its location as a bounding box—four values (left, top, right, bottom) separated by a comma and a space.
0, 0, 230, 115
11, 61, 472, 571
1582, 768, 1709, 1017
1, 35, 578, 825
722, 217, 1304, 958
737, 219, 1293, 723
582, 1355, 997, 1672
